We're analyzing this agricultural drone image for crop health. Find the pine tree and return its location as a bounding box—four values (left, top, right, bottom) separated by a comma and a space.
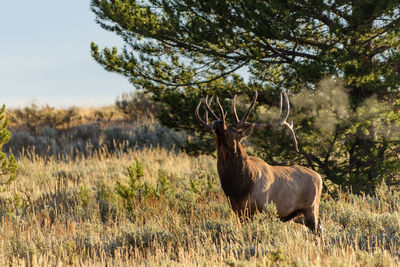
90, 0, 400, 193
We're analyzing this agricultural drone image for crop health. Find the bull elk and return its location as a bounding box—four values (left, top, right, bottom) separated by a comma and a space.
195, 91, 323, 234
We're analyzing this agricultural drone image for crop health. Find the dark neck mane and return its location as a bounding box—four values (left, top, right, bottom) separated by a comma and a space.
216, 140, 255, 202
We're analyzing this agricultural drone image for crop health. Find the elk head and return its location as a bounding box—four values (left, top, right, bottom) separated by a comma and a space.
195, 91, 299, 152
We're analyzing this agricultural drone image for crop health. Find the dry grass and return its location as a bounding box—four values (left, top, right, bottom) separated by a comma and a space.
1, 146, 400, 266
5, 105, 124, 129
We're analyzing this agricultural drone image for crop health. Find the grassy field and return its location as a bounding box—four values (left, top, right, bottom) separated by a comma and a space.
1, 145, 400, 266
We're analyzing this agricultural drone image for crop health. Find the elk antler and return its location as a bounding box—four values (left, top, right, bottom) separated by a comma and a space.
204, 95, 219, 121
254, 92, 299, 152
195, 100, 213, 131
196, 91, 299, 152
216, 97, 226, 125
203, 96, 214, 124
240, 91, 258, 125
232, 94, 240, 123
195, 94, 226, 131
232, 91, 259, 126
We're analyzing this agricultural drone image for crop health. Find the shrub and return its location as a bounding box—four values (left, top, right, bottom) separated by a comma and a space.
0, 105, 17, 186
115, 158, 172, 211
6, 104, 185, 158
115, 90, 162, 122
102, 123, 185, 152
8, 103, 79, 134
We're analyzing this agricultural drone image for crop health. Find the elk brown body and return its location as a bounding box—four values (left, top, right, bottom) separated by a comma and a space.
195, 92, 323, 233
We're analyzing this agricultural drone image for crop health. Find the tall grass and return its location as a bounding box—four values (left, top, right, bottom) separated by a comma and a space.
1, 146, 400, 266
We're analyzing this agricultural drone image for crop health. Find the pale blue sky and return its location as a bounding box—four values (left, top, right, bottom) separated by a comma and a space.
0, 1, 133, 108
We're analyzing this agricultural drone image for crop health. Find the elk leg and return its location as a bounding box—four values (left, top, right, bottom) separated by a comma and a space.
317, 219, 324, 242
303, 207, 317, 232
317, 219, 323, 234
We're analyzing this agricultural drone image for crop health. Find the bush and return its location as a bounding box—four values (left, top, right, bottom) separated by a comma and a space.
102, 123, 185, 152
8, 103, 79, 134
5, 104, 185, 158
0, 105, 17, 186
115, 158, 171, 211
115, 90, 162, 122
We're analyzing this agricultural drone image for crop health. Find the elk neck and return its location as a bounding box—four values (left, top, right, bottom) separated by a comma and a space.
216, 139, 256, 202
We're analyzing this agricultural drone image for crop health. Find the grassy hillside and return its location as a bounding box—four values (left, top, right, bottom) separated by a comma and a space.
1, 146, 400, 266
4, 104, 185, 158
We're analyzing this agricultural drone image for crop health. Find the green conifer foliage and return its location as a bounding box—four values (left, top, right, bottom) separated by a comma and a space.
0, 105, 17, 186
90, 1, 400, 193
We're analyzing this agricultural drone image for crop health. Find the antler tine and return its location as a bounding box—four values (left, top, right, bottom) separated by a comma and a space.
204, 95, 220, 121
195, 100, 213, 131
204, 96, 214, 124
282, 120, 299, 152
240, 91, 258, 125
253, 91, 299, 152
216, 97, 226, 125
273, 93, 283, 121
232, 94, 240, 123
274, 92, 290, 125
273, 92, 299, 152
